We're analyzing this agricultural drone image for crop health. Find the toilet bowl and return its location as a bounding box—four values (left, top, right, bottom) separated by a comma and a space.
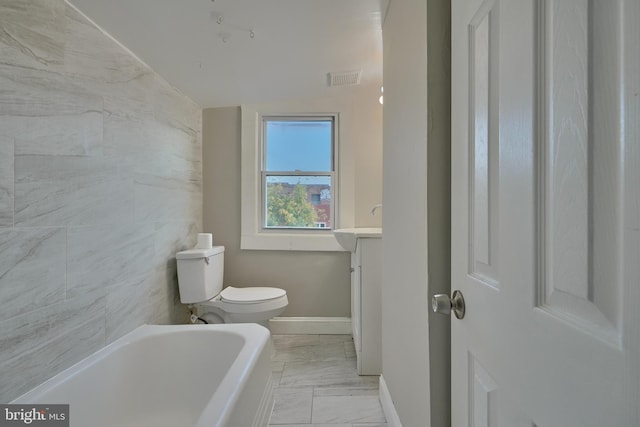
198, 286, 288, 326
176, 245, 288, 327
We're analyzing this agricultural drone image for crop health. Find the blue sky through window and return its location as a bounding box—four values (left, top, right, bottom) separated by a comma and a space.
265, 120, 332, 172
263, 118, 334, 228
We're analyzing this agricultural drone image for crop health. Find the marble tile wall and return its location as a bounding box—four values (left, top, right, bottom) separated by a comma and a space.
0, 0, 202, 402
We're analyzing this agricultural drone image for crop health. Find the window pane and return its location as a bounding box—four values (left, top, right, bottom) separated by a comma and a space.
265, 175, 332, 228
265, 120, 332, 172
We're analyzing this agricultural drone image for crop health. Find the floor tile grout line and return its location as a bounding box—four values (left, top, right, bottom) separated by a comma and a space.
309, 385, 315, 424
269, 334, 387, 427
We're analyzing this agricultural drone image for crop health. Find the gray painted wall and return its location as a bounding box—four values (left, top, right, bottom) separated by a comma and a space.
202, 107, 351, 317
0, 0, 202, 402
202, 86, 383, 317
382, 0, 451, 425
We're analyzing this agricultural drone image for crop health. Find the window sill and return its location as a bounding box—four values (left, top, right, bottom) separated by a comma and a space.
240, 232, 346, 252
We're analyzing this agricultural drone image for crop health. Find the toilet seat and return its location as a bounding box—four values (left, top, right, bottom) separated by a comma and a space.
220, 286, 286, 304
199, 286, 289, 323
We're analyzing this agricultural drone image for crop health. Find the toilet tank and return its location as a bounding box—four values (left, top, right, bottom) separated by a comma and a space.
176, 246, 225, 304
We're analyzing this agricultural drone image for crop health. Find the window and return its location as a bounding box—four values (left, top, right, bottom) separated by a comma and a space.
241, 104, 351, 252
262, 116, 336, 230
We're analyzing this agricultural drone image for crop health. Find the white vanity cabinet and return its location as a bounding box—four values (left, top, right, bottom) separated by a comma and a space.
350, 236, 382, 375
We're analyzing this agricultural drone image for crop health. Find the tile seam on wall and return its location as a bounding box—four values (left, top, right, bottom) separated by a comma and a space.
64, 0, 200, 111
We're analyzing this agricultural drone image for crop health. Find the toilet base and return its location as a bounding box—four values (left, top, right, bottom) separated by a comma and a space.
199, 311, 270, 330
200, 311, 224, 325
196, 304, 283, 331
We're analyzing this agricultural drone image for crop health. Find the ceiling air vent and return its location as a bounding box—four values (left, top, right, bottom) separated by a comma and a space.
327, 70, 362, 87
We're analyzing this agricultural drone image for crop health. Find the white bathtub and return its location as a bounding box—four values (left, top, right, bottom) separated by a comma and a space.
12, 324, 274, 427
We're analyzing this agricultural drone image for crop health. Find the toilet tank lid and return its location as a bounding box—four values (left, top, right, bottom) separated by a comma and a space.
176, 245, 224, 260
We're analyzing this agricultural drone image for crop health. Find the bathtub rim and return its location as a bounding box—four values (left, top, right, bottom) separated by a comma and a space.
11, 323, 272, 427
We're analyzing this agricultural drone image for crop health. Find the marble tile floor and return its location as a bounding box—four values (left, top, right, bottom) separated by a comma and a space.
269, 334, 387, 427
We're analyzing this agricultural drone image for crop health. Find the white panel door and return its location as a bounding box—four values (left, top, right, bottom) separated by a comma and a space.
450, 0, 639, 426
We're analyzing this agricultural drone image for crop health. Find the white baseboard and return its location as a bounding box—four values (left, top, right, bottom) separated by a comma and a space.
379, 375, 403, 427
269, 317, 351, 335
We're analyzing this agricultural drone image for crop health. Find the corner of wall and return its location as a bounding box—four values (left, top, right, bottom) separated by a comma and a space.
379, 375, 404, 427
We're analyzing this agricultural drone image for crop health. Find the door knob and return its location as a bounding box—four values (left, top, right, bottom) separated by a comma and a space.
432, 290, 465, 319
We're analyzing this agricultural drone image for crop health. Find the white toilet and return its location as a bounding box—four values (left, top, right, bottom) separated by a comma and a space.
176, 245, 288, 327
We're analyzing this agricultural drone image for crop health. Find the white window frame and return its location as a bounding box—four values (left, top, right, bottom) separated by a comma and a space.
261, 115, 336, 231
241, 105, 351, 251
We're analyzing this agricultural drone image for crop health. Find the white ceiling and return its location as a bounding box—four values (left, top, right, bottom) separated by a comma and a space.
69, 0, 387, 108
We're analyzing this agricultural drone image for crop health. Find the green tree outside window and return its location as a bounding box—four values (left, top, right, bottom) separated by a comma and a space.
266, 183, 318, 227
